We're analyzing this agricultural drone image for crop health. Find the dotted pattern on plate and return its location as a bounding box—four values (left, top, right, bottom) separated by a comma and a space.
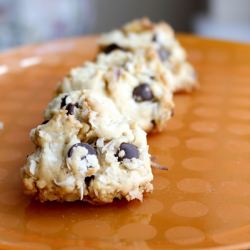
1, 36, 250, 250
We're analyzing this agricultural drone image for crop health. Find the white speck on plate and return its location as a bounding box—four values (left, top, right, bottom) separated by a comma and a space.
0, 121, 4, 130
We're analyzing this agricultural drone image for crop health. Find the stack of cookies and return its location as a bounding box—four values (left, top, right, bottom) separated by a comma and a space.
21, 18, 197, 204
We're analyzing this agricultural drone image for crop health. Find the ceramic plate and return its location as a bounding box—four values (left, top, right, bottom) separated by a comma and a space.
1, 35, 250, 250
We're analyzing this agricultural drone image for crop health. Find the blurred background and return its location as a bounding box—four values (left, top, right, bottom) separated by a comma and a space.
0, 0, 249, 51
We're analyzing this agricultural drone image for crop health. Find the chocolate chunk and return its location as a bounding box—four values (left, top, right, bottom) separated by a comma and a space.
158, 48, 170, 62
60, 95, 68, 108
133, 83, 154, 102
152, 34, 157, 42
85, 175, 95, 187
151, 120, 156, 128
67, 143, 96, 158
41, 120, 49, 125
102, 43, 125, 54
66, 103, 75, 115
117, 143, 139, 161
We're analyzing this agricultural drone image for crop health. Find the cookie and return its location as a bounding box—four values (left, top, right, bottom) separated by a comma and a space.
58, 51, 174, 132
57, 62, 107, 95
21, 90, 153, 203
98, 17, 198, 92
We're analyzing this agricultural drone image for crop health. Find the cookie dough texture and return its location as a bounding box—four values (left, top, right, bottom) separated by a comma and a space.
58, 51, 174, 132
98, 18, 197, 92
21, 91, 153, 203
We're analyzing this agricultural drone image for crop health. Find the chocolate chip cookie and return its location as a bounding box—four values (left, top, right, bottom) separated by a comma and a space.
22, 90, 153, 203
98, 17, 198, 92
58, 51, 174, 132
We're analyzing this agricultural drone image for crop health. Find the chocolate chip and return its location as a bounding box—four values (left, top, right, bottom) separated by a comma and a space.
158, 48, 170, 62
41, 120, 49, 125
117, 143, 139, 161
152, 34, 157, 42
60, 95, 68, 108
66, 103, 75, 115
67, 143, 96, 158
151, 120, 156, 128
85, 175, 95, 187
133, 83, 154, 102
75, 102, 80, 108
102, 43, 125, 54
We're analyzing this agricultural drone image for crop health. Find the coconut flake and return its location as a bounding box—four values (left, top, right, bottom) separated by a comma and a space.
96, 138, 104, 148
54, 176, 76, 187
29, 159, 37, 175
151, 156, 168, 170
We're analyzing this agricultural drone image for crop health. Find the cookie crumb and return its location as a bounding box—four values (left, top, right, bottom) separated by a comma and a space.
151, 159, 168, 171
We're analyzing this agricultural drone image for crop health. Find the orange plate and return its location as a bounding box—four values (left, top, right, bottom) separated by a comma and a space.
1, 35, 250, 250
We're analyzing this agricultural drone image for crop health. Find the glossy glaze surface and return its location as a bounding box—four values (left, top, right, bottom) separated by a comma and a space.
0, 35, 250, 250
